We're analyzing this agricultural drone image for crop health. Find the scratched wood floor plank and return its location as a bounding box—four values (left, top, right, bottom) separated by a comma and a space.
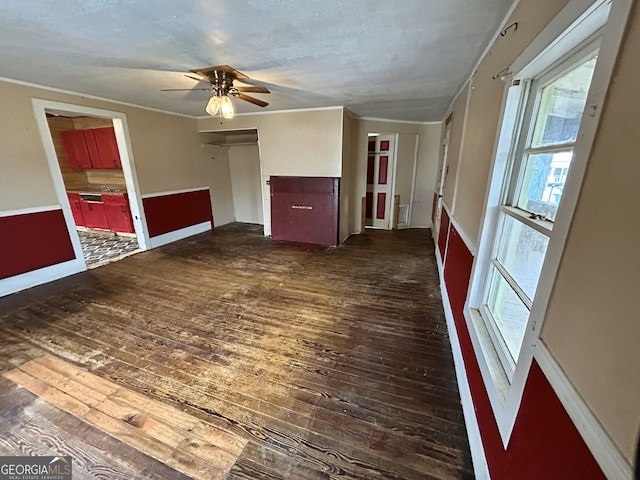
4, 357, 247, 480
0, 224, 473, 479
0, 379, 190, 480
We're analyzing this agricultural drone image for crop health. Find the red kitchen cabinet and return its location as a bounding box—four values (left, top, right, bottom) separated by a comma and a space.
94, 127, 122, 168
103, 194, 134, 233
60, 127, 121, 170
82, 129, 102, 168
60, 130, 92, 169
80, 201, 109, 229
67, 193, 85, 226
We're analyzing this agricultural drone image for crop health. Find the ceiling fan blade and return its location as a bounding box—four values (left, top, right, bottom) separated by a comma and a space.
185, 74, 210, 84
235, 86, 270, 94
231, 92, 269, 107
161, 88, 210, 91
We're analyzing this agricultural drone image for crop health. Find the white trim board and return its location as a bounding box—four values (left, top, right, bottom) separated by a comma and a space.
2, 76, 193, 119
148, 221, 212, 249
141, 186, 210, 199
534, 343, 632, 479
441, 202, 478, 256
197, 105, 344, 119
357, 116, 439, 125
436, 250, 491, 480
0, 205, 60, 218
0, 259, 85, 298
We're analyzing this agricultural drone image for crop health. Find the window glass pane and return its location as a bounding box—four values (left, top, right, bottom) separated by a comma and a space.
486, 267, 530, 361
495, 214, 550, 301
517, 150, 572, 220
530, 57, 597, 147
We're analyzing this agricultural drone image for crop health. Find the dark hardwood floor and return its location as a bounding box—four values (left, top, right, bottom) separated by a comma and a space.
0, 224, 473, 479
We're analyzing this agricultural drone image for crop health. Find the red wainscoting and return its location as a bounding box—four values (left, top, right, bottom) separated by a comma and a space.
0, 209, 76, 280
441, 220, 605, 480
437, 207, 450, 259
142, 189, 213, 238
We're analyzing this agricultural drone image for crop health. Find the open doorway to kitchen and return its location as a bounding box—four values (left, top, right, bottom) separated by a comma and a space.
33, 100, 148, 270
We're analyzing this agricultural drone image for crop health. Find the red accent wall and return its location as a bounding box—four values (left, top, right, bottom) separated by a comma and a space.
441, 221, 605, 480
437, 207, 450, 259
143, 190, 213, 238
0, 209, 76, 279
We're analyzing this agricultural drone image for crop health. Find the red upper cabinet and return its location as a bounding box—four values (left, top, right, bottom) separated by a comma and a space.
60, 130, 92, 170
60, 127, 121, 170
82, 129, 102, 168
94, 127, 122, 169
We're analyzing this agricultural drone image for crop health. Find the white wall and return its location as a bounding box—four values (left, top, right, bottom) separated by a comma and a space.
413, 123, 442, 228
228, 145, 263, 225
200, 144, 235, 227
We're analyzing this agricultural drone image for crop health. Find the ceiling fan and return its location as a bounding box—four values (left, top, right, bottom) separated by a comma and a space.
162, 65, 270, 118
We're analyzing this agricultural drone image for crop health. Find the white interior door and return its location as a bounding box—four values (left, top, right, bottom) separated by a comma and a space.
366, 134, 396, 229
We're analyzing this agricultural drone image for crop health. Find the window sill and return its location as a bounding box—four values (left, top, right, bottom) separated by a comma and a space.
467, 307, 511, 404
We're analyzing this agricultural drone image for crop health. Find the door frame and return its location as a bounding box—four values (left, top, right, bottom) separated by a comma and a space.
32, 99, 150, 270
433, 113, 453, 240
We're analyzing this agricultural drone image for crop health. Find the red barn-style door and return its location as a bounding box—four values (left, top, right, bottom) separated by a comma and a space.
270, 177, 339, 246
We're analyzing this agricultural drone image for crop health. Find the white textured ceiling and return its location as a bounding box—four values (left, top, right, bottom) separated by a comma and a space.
0, 0, 514, 122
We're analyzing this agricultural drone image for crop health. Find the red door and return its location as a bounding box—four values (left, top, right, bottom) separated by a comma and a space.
94, 127, 122, 168
270, 177, 338, 246
60, 130, 92, 169
103, 194, 134, 233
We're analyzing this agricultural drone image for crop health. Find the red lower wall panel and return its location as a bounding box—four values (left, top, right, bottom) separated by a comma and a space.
442, 223, 605, 480
0, 209, 76, 280
437, 207, 450, 259
143, 190, 213, 238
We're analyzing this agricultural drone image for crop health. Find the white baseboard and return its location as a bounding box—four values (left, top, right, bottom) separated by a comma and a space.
0, 259, 86, 298
436, 251, 491, 480
148, 221, 212, 249
534, 343, 632, 480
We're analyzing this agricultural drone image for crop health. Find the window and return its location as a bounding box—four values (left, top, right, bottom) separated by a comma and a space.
479, 49, 598, 377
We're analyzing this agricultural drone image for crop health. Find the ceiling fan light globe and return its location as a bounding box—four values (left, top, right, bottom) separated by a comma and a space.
205, 96, 221, 116
220, 95, 235, 119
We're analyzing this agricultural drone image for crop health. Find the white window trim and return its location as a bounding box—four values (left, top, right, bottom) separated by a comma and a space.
461, 3, 633, 478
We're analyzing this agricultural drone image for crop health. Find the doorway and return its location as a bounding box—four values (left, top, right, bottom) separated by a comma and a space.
364, 133, 396, 229
200, 128, 264, 232
432, 113, 453, 240
33, 100, 148, 271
